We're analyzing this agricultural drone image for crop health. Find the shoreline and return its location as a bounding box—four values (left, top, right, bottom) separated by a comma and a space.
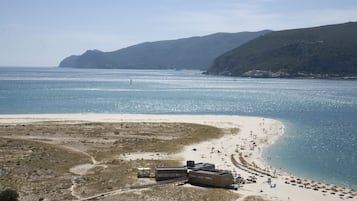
0, 113, 356, 201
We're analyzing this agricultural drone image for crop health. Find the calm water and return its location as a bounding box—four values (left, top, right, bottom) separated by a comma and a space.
0, 67, 356, 188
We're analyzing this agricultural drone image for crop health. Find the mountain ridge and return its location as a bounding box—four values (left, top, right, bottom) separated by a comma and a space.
207, 22, 357, 77
59, 31, 271, 70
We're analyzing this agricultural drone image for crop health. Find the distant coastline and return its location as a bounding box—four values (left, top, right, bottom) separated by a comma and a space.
203, 69, 357, 79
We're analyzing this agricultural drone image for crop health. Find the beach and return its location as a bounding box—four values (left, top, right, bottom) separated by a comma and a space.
0, 114, 356, 201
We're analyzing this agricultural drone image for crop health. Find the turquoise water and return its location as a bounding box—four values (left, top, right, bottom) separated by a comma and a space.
0, 67, 356, 188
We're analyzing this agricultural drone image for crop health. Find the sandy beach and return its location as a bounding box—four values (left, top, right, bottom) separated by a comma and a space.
0, 113, 356, 201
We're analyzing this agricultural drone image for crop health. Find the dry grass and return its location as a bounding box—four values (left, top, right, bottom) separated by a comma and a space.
0, 122, 223, 161
0, 121, 225, 200
102, 185, 240, 201
0, 138, 90, 200
244, 195, 269, 201
73, 159, 181, 198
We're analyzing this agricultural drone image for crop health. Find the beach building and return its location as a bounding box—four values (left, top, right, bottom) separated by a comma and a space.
137, 167, 152, 178
186, 160, 215, 171
155, 166, 188, 181
154, 161, 233, 188
188, 169, 234, 188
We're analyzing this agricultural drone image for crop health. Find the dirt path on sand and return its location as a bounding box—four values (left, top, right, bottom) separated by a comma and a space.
1, 135, 107, 199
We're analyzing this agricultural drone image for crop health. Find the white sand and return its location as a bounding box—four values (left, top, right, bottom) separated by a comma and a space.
0, 114, 355, 201
69, 163, 96, 176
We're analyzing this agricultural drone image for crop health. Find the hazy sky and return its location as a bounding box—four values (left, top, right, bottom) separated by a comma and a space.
1, 0, 357, 67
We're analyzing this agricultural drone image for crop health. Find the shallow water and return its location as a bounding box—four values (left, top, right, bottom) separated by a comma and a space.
0, 67, 356, 188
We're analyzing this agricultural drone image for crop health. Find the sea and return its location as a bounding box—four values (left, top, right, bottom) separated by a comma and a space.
0, 67, 356, 189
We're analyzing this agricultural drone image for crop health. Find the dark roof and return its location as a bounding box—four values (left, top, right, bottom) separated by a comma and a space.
193, 163, 214, 168
190, 169, 231, 176
156, 166, 187, 171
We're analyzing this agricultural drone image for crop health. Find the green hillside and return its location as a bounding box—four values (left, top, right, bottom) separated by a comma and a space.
59, 31, 270, 70
207, 22, 357, 77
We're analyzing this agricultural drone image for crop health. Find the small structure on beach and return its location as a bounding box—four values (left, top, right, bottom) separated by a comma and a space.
155, 166, 188, 181
153, 161, 234, 188
187, 160, 215, 171
188, 169, 234, 188
137, 167, 152, 178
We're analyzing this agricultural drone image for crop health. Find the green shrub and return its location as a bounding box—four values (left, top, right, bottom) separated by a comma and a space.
0, 189, 19, 201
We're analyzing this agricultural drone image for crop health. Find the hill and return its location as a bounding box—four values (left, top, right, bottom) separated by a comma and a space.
207, 22, 357, 78
59, 31, 270, 70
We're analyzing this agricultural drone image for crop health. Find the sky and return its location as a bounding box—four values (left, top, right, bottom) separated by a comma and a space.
0, 0, 357, 67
